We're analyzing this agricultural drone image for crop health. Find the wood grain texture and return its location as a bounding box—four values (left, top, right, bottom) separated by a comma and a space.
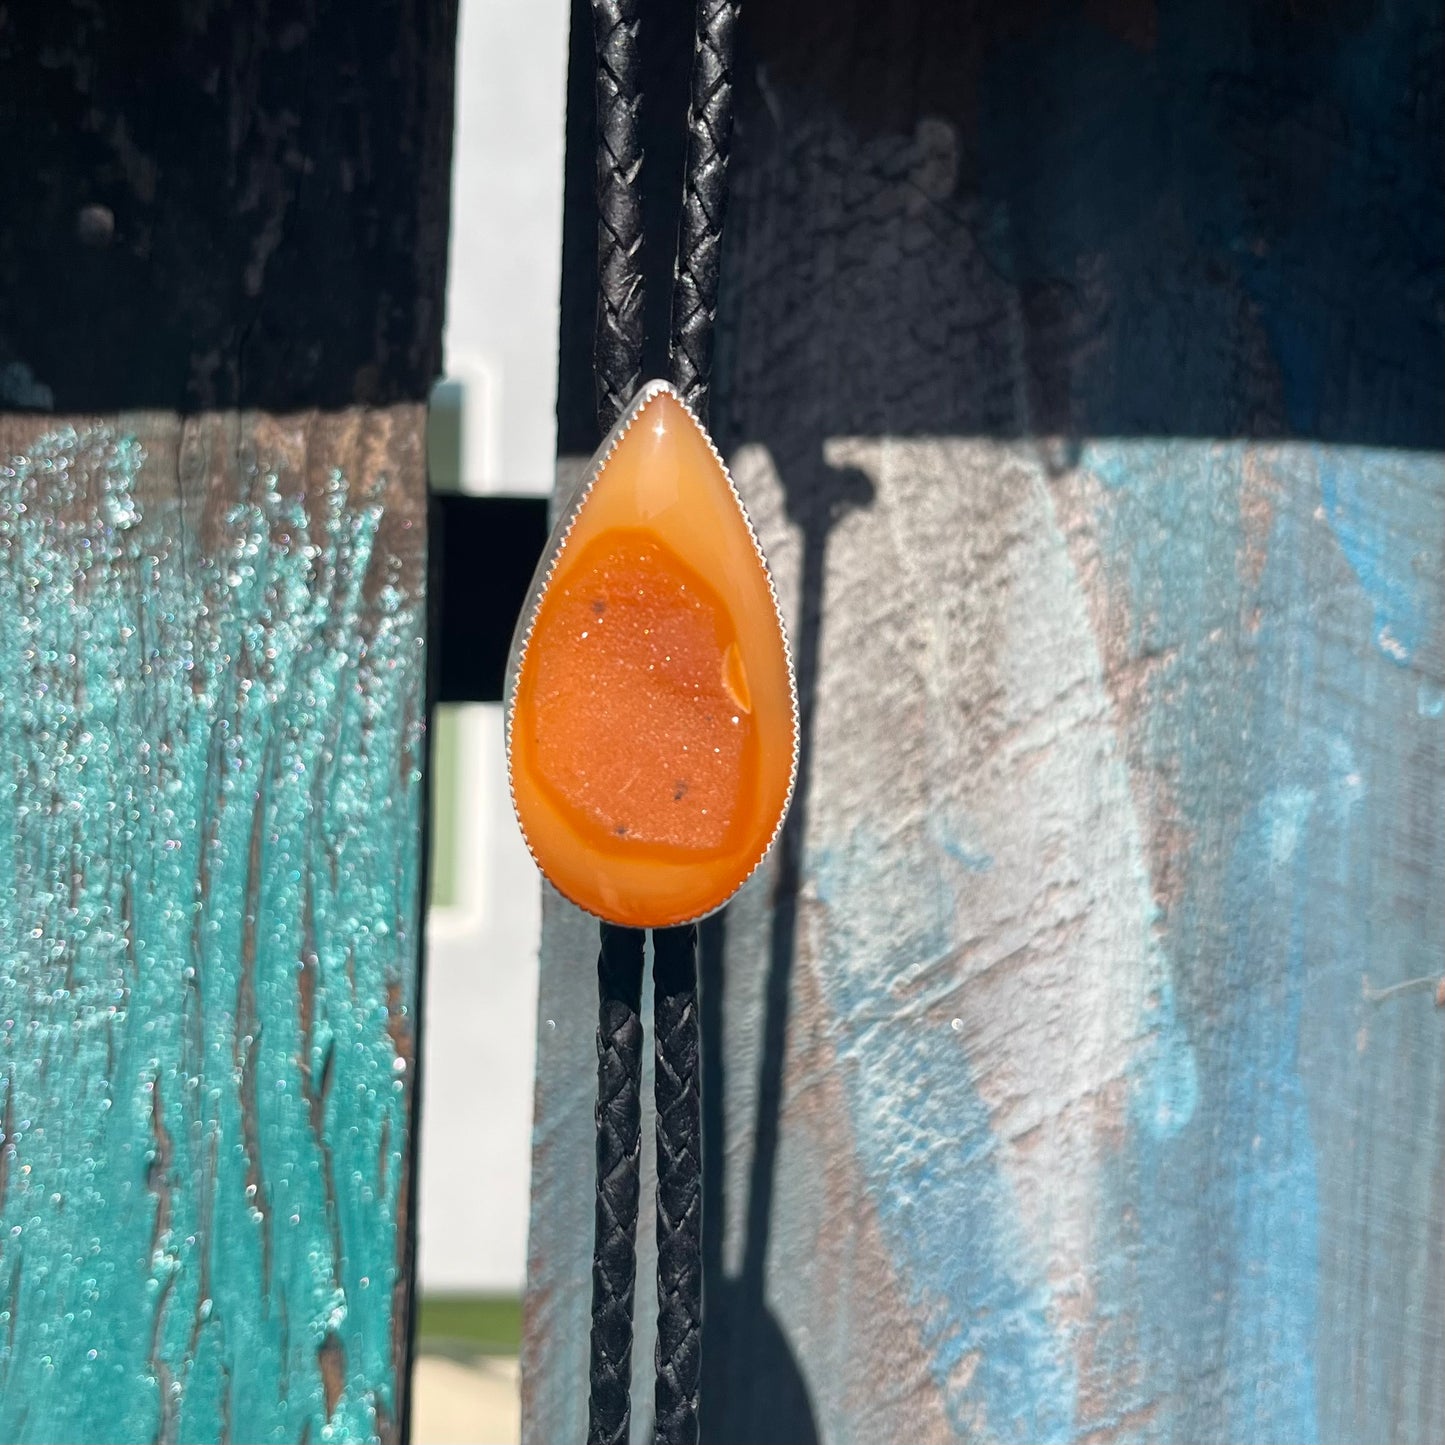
526, 2, 1444, 1441
0, 0, 458, 414
0, 409, 426, 1444
0, 6, 453, 1437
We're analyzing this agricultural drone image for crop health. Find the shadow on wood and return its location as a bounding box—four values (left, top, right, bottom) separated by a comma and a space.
698, 452, 874, 1445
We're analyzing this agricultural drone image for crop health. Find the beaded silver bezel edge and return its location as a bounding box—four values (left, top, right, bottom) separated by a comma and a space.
502, 378, 801, 927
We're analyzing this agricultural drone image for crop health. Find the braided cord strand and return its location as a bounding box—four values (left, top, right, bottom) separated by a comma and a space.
667, 0, 741, 423
584, 1, 739, 1438
588, 922, 648, 1444
651, 6, 741, 1439
587, 2, 648, 1437
652, 924, 703, 1444
592, 0, 646, 433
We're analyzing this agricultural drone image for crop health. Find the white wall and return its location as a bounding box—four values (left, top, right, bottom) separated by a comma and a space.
416, 0, 570, 1295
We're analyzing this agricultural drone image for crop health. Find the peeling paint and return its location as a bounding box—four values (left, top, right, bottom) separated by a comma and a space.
0, 418, 424, 1444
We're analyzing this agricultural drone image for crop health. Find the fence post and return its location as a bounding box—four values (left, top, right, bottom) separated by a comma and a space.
524, 3, 1445, 1442
0, 5, 458, 1440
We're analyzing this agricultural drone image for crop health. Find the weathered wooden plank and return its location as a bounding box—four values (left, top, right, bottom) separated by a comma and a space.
0, 1, 458, 417
0, 4, 453, 1438
0, 409, 426, 1442
525, 2, 1444, 1441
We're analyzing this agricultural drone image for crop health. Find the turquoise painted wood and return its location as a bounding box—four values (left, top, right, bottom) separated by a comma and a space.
0, 412, 427, 1443
525, 2, 1444, 1441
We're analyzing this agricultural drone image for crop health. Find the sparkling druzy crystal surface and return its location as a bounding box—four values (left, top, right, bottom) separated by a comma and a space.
508, 386, 797, 927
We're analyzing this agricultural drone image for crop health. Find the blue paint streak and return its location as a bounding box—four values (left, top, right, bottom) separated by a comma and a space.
1215, 778, 1326, 1445
813, 832, 1075, 1444
931, 809, 993, 873
1082, 439, 1330, 1443
1318, 448, 1443, 665
1129, 952, 1199, 1144
1076, 434, 1444, 1442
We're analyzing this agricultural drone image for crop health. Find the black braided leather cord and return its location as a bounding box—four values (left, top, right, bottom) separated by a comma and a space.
667, 0, 741, 422
648, 8, 741, 1438
587, 5, 647, 1435
652, 924, 703, 1445
588, 922, 647, 1445
592, 0, 646, 433
583, 3, 737, 1439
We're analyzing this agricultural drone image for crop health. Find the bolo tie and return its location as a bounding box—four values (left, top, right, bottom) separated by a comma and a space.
503, 2, 798, 1443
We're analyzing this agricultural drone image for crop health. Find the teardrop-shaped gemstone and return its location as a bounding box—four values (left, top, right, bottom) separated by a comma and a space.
506, 382, 798, 928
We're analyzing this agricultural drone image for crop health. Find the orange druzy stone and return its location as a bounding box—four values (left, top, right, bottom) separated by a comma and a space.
508, 387, 797, 927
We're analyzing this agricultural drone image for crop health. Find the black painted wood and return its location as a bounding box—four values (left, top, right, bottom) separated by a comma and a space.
0, 0, 458, 413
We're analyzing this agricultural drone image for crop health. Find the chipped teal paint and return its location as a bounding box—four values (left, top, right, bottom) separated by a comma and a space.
0, 422, 425, 1443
